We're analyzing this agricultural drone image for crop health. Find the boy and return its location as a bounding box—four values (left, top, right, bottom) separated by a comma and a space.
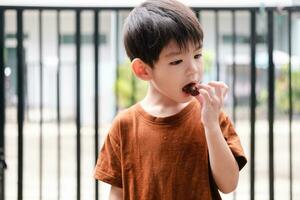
94, 0, 247, 199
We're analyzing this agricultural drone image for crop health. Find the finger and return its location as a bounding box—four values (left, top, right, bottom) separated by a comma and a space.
223, 86, 229, 99
208, 81, 229, 99
194, 93, 204, 108
208, 81, 227, 90
207, 83, 223, 106
198, 89, 212, 104
208, 82, 222, 100
199, 84, 217, 102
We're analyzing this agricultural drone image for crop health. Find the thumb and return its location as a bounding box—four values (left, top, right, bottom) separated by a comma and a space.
195, 94, 204, 108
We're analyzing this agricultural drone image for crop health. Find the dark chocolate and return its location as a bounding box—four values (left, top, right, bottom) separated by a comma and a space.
182, 83, 200, 96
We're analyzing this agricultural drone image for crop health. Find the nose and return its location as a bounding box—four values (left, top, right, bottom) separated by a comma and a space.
187, 61, 200, 75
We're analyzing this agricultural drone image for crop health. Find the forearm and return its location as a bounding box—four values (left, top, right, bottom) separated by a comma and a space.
110, 186, 123, 200
204, 124, 239, 193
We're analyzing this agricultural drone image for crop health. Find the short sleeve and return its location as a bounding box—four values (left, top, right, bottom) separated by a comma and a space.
219, 112, 247, 170
94, 119, 123, 188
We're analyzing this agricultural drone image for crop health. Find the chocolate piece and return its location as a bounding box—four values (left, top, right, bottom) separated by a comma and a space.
182, 83, 200, 96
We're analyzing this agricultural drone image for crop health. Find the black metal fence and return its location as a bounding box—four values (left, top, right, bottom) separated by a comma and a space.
0, 5, 300, 200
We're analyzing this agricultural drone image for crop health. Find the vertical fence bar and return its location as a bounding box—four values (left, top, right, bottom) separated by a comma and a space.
0, 7, 6, 200
38, 10, 44, 200
94, 9, 99, 200
196, 10, 200, 23
267, 9, 274, 200
215, 10, 220, 81
198, 10, 202, 23
287, 9, 293, 200
115, 11, 119, 114
232, 10, 237, 129
232, 10, 237, 200
131, 68, 136, 105
17, 8, 24, 200
75, 9, 81, 200
250, 9, 256, 200
56, 10, 61, 200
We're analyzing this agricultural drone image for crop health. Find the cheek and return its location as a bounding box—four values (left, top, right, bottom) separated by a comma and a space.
157, 72, 181, 92
200, 67, 204, 78
199, 60, 204, 79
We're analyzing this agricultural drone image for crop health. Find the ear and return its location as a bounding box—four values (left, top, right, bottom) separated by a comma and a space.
131, 58, 152, 81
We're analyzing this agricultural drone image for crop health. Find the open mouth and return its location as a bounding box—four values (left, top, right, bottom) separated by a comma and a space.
182, 82, 200, 96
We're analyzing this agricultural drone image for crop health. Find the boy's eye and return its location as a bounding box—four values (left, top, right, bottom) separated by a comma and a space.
169, 60, 182, 65
194, 54, 202, 59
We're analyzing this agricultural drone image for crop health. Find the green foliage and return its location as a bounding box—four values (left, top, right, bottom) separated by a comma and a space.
275, 64, 300, 114
257, 64, 300, 114
115, 61, 148, 109
203, 50, 214, 73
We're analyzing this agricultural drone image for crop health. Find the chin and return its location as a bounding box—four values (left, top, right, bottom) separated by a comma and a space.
178, 95, 193, 103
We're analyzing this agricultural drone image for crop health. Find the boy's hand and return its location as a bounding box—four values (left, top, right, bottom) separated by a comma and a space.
195, 81, 229, 129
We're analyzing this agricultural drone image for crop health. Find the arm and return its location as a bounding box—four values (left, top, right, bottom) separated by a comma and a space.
110, 186, 123, 200
196, 81, 239, 193
204, 124, 239, 193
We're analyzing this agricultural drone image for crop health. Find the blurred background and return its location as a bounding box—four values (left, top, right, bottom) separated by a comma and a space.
0, 0, 300, 200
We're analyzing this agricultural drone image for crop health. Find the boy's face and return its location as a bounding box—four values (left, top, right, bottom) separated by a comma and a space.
149, 40, 203, 103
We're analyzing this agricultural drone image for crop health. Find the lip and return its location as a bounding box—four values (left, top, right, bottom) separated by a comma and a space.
182, 80, 198, 89
183, 81, 198, 87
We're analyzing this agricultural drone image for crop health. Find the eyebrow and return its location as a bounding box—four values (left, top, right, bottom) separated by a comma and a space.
164, 47, 202, 58
165, 51, 181, 58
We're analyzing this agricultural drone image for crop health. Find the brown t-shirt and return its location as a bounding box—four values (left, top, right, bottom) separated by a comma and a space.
94, 99, 247, 200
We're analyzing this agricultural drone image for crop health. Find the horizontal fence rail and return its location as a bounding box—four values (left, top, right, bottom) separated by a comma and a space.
0, 4, 300, 200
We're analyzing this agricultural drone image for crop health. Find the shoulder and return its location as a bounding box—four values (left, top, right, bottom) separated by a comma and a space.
114, 104, 138, 124
109, 104, 139, 136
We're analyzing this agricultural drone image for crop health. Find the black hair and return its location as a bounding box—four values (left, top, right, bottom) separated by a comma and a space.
123, 0, 203, 68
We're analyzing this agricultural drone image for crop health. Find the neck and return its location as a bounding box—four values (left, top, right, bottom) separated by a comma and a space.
140, 84, 190, 117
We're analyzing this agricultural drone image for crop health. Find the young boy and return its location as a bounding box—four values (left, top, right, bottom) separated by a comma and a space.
94, 0, 247, 199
